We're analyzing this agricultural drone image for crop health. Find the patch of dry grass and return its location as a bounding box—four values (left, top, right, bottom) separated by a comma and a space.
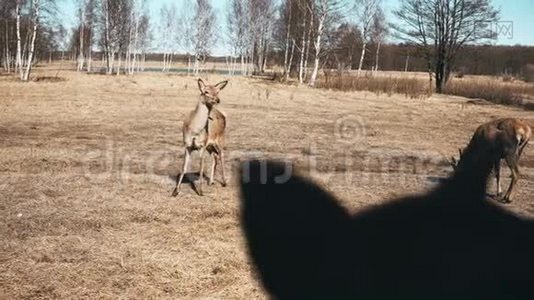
317, 71, 431, 99
316, 71, 534, 109
443, 78, 534, 106
1, 65, 534, 298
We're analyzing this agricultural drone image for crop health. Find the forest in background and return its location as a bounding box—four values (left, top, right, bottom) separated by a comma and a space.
1, 0, 533, 84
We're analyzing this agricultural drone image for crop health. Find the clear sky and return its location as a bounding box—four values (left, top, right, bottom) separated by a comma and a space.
61, 0, 534, 55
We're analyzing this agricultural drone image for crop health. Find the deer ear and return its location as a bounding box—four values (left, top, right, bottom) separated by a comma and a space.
450, 156, 458, 170
215, 80, 228, 91
240, 160, 350, 298
197, 78, 206, 92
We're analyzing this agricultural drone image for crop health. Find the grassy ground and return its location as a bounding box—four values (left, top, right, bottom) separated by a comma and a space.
1, 66, 534, 299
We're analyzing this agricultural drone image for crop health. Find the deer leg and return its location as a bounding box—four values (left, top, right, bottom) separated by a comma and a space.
518, 140, 528, 163
172, 148, 191, 197
220, 149, 227, 187
494, 159, 502, 198
209, 153, 217, 186
197, 147, 206, 196
502, 155, 519, 203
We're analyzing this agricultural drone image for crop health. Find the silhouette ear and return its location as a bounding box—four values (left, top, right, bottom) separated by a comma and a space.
197, 78, 206, 93
450, 156, 458, 170
214, 80, 228, 91
239, 160, 351, 298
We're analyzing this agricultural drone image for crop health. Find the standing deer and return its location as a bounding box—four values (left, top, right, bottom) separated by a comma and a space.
172, 78, 228, 197
451, 118, 531, 203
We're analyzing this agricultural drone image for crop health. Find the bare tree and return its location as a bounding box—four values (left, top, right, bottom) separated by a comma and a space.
227, 0, 247, 75
158, 3, 178, 72
393, 0, 499, 92
15, 0, 24, 77
99, 0, 132, 75
370, 6, 387, 73
86, 0, 97, 71
136, 14, 150, 71
353, 0, 381, 77
329, 23, 362, 70
308, 0, 341, 86
245, 0, 275, 75
124, 0, 148, 74
2, 0, 58, 77
0, 1, 16, 73
178, 0, 195, 74
19, 0, 59, 80
76, 0, 87, 71
192, 0, 216, 75
296, 0, 309, 83
279, 0, 293, 78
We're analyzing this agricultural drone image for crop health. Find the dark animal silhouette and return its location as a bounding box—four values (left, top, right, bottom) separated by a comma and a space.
450, 118, 531, 203
240, 136, 534, 299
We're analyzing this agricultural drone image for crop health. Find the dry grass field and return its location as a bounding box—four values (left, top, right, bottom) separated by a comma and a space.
1, 66, 534, 298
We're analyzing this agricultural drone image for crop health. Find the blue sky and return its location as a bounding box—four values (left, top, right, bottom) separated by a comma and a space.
61, 0, 534, 55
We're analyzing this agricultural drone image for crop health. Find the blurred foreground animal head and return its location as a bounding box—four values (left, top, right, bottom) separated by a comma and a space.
239, 159, 534, 299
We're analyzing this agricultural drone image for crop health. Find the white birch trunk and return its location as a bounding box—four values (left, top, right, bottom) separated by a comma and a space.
104, 0, 112, 74
15, 0, 22, 78
4, 19, 10, 73
286, 40, 295, 81
77, 5, 85, 72
116, 52, 121, 76
283, 4, 292, 77
357, 41, 366, 77
373, 41, 381, 74
298, 18, 307, 84
303, 12, 313, 81
309, 13, 326, 86
22, 0, 40, 81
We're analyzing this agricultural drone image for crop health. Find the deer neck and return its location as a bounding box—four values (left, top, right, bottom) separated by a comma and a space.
436, 146, 494, 203
189, 99, 211, 133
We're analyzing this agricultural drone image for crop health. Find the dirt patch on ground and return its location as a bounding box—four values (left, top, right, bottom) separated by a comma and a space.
1, 66, 533, 298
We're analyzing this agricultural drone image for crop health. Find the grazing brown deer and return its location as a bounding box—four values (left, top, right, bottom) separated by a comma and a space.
171, 78, 228, 197
451, 118, 531, 203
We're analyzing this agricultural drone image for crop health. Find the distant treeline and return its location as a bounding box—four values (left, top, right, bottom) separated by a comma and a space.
356, 44, 534, 76
40, 44, 534, 78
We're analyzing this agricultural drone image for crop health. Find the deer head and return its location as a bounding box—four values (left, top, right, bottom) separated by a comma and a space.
197, 78, 228, 107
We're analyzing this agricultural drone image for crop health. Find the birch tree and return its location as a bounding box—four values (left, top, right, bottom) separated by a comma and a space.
179, 0, 195, 73
20, 0, 58, 80
76, 0, 87, 71
308, 0, 341, 86
0, 1, 16, 73
279, 0, 293, 78
192, 0, 216, 75
227, 0, 247, 75
245, 0, 275, 75
99, 0, 132, 75
297, 0, 309, 83
370, 7, 387, 73
125, 0, 148, 74
15, 0, 24, 77
353, 0, 381, 77
158, 3, 178, 72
